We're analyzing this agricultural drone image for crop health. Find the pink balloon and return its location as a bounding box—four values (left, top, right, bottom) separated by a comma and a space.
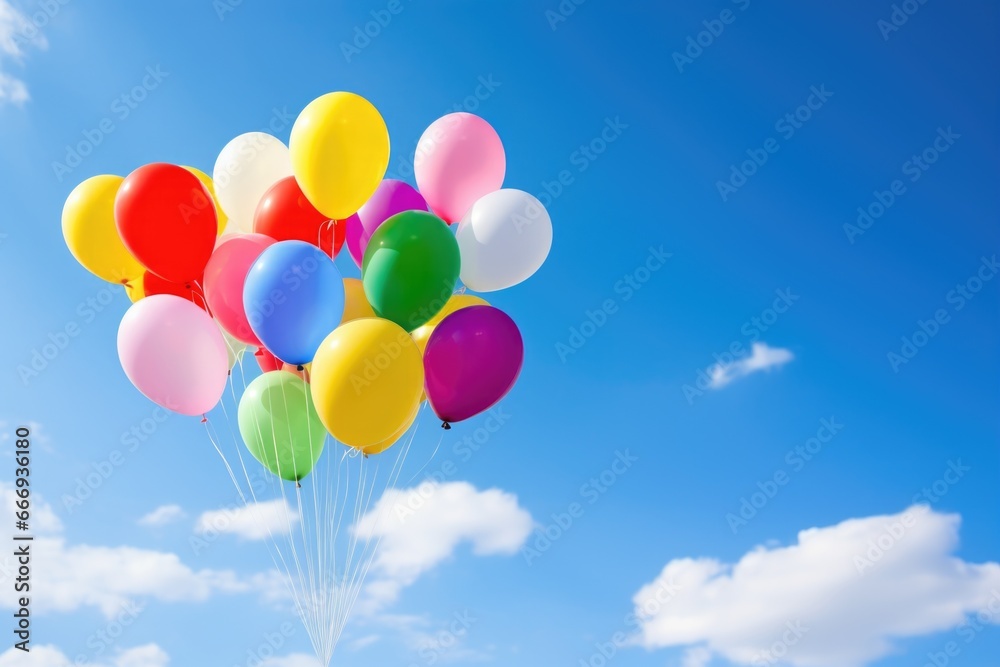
117, 295, 229, 416
203, 233, 275, 345
344, 213, 366, 268
414, 113, 505, 224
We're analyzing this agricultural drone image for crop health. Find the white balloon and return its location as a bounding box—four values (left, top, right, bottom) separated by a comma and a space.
213, 132, 293, 233
456, 189, 553, 292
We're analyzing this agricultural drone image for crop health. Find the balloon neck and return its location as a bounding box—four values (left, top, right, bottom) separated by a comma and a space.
200, 414, 207, 424
296, 481, 302, 489
442, 421, 451, 430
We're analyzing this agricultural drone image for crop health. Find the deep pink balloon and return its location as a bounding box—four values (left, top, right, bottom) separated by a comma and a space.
344, 213, 365, 268
203, 233, 275, 346
356, 179, 428, 253
423, 305, 523, 425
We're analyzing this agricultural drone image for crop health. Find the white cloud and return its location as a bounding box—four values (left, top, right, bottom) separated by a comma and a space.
0, 643, 168, 667
258, 655, 323, 667
195, 499, 299, 541
354, 481, 533, 611
632, 506, 1000, 667
348, 634, 380, 651
0, 0, 48, 105
708, 342, 793, 389
138, 504, 185, 527
0, 483, 283, 618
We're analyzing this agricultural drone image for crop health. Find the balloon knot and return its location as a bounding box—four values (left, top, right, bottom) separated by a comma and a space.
296, 481, 302, 489
442, 421, 451, 430
200, 415, 207, 424
296, 365, 304, 371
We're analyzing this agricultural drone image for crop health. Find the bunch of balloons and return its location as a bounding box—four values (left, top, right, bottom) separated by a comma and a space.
62, 91, 552, 482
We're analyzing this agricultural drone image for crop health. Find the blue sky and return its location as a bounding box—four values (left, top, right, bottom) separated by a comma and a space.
1, 1, 999, 666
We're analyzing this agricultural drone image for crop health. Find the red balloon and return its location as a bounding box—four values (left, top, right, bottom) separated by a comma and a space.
115, 163, 218, 283
253, 176, 346, 257
143, 271, 207, 311
254, 347, 284, 373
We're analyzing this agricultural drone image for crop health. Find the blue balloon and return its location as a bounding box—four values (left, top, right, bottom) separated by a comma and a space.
243, 241, 345, 365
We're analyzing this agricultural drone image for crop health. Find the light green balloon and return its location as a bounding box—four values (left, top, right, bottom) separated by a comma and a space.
238, 370, 326, 481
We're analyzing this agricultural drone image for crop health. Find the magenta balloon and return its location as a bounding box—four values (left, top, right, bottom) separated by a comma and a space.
423, 305, 523, 424
203, 233, 275, 346
356, 180, 429, 252
345, 213, 365, 268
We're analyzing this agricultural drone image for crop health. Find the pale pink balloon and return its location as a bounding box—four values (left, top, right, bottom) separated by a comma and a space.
345, 213, 366, 268
117, 295, 229, 416
414, 113, 506, 223
203, 233, 275, 345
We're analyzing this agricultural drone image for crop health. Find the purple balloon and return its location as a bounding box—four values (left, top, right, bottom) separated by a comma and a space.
356, 179, 429, 255
423, 305, 524, 425
344, 213, 366, 268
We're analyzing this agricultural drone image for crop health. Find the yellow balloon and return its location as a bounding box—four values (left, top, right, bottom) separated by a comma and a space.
362, 402, 420, 455
125, 272, 146, 302
311, 319, 423, 450
183, 166, 228, 235
410, 293, 489, 356
290, 92, 389, 219
340, 278, 376, 325
62, 175, 143, 284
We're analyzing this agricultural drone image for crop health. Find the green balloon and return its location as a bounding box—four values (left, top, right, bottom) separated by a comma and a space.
362, 210, 461, 330
238, 371, 326, 482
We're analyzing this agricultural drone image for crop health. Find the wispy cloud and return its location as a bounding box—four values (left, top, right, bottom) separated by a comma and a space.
0, 0, 48, 105
631, 506, 1000, 666
194, 499, 299, 541
708, 342, 793, 389
138, 504, 186, 527
0, 643, 169, 667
